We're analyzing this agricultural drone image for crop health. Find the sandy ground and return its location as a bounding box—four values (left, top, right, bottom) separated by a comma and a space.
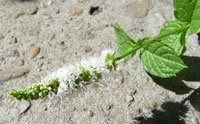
0, 0, 200, 124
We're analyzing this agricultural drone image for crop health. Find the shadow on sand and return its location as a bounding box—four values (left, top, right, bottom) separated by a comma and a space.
135, 86, 200, 124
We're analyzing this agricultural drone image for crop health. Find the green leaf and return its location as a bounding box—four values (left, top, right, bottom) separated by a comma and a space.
159, 21, 188, 56
114, 25, 137, 60
173, 0, 200, 34
140, 42, 187, 78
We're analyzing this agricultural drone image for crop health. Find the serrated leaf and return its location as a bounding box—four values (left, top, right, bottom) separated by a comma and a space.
140, 42, 187, 78
190, 0, 200, 33
159, 21, 188, 56
173, 0, 200, 34
114, 25, 137, 60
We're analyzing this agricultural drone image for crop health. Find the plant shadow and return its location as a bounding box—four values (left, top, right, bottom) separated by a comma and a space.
149, 55, 200, 95
185, 86, 200, 112
135, 86, 200, 123
135, 101, 188, 124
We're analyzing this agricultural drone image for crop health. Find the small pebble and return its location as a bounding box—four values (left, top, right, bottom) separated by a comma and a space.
37, 68, 42, 72
45, 33, 55, 41
84, 47, 92, 53
143, 101, 157, 109
127, 1, 150, 18
70, 106, 76, 112
88, 111, 94, 117
127, 89, 137, 95
84, 23, 90, 29
126, 95, 134, 103
72, 9, 84, 16
105, 16, 111, 21
9, 49, 20, 57
0, 34, 4, 39
11, 36, 17, 44
28, 6, 38, 15
12, 68, 29, 77
56, 10, 60, 14
103, 29, 116, 37
47, 0, 53, 6
11, 10, 25, 19
18, 59, 24, 66
27, 46, 40, 60
106, 104, 113, 110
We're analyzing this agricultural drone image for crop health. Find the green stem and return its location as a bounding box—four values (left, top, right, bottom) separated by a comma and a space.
153, 25, 190, 40
115, 45, 141, 61
114, 24, 190, 61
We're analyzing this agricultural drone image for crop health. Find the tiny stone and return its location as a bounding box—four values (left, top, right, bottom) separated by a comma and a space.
127, 89, 137, 95
12, 68, 30, 78
11, 10, 25, 19
18, 59, 24, 66
56, 10, 60, 14
84, 23, 90, 29
75, 18, 83, 22
103, 29, 116, 37
85, 47, 92, 53
106, 104, 113, 110
37, 68, 42, 72
127, 1, 150, 18
60, 41, 65, 45
27, 46, 40, 60
9, 49, 20, 57
45, 33, 55, 41
47, 0, 53, 6
13, 37, 17, 43
88, 111, 94, 117
105, 16, 111, 21
72, 9, 83, 16
70, 106, 76, 112
39, 62, 44, 66
0, 34, 4, 39
39, 55, 44, 59
126, 95, 134, 103
29, 6, 38, 15
19, 100, 31, 115
143, 100, 157, 109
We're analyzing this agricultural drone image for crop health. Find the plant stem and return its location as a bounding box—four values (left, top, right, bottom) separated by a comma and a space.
115, 45, 141, 61
153, 25, 190, 40
115, 24, 190, 61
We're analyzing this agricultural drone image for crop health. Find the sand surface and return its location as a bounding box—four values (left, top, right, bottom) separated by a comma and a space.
0, 0, 200, 124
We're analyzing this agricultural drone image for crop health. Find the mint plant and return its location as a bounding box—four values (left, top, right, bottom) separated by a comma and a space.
9, 0, 200, 101
112, 0, 200, 78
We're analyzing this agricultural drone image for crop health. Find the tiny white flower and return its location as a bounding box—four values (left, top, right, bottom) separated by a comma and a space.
48, 87, 52, 91
39, 93, 43, 97
40, 86, 43, 90
40, 49, 115, 97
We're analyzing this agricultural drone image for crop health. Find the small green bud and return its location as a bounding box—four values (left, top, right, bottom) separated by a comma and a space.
105, 51, 117, 71
9, 79, 59, 101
